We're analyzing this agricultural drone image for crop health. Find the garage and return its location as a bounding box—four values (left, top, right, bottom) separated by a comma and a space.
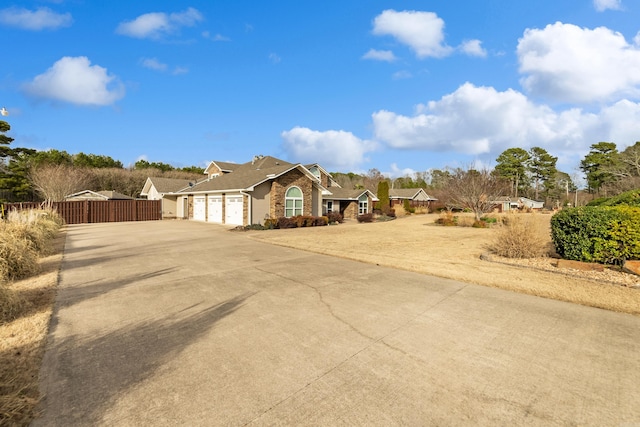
225, 195, 244, 225
207, 196, 223, 223
193, 196, 206, 221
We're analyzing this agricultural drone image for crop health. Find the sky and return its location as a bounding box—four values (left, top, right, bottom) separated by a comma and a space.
1, 0, 640, 179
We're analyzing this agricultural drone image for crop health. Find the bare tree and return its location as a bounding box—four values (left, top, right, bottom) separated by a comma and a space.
29, 164, 93, 202
443, 166, 509, 220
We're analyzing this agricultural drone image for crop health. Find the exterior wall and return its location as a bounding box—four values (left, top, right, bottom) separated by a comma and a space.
269, 169, 312, 218
161, 196, 178, 218
243, 194, 249, 226
206, 164, 223, 178
311, 186, 322, 217
342, 201, 358, 219
187, 195, 194, 219
148, 186, 161, 200
251, 181, 271, 225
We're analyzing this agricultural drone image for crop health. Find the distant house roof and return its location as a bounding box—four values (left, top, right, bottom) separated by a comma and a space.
141, 177, 194, 196
65, 190, 134, 200
389, 188, 437, 201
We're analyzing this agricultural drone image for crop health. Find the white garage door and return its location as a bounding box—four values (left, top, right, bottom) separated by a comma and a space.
207, 196, 223, 223
225, 195, 244, 225
193, 196, 206, 221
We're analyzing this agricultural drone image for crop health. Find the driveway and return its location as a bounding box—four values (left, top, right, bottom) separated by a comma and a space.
35, 221, 640, 426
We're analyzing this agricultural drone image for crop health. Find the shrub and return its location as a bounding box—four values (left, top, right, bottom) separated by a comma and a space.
597, 189, 640, 208
488, 216, 550, 259
472, 220, 487, 228
551, 206, 640, 264
313, 216, 329, 226
387, 209, 396, 218
277, 217, 297, 229
327, 211, 343, 224
403, 199, 415, 214
357, 213, 374, 223
0, 224, 39, 282
263, 218, 278, 229
435, 211, 456, 226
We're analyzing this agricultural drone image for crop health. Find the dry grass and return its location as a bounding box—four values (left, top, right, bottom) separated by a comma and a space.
248, 213, 640, 316
0, 210, 64, 426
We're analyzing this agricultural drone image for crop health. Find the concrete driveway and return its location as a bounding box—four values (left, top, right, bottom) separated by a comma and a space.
34, 221, 640, 426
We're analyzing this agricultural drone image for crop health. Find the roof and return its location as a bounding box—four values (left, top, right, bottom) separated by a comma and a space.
65, 190, 133, 200
389, 188, 435, 200
143, 177, 194, 194
325, 187, 379, 201
176, 156, 319, 194
204, 160, 241, 175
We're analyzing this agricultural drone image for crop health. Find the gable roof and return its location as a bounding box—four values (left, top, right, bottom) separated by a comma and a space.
325, 187, 378, 201
204, 160, 241, 175
175, 156, 325, 194
65, 190, 133, 200
141, 177, 194, 195
389, 188, 437, 201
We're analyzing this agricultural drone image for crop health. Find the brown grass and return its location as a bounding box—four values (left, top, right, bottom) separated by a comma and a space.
0, 210, 64, 426
248, 213, 640, 316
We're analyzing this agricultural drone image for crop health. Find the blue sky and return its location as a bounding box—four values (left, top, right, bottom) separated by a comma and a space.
1, 0, 639, 178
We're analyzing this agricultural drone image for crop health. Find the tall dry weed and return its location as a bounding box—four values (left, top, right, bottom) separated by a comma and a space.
488, 215, 551, 258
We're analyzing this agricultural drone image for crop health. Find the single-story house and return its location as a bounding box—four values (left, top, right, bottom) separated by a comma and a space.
141, 155, 377, 225
140, 177, 198, 219
491, 197, 520, 212
322, 187, 379, 219
65, 190, 134, 201
519, 197, 544, 210
389, 188, 437, 209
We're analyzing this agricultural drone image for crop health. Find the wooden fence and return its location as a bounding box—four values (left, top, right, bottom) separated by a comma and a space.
2, 200, 162, 224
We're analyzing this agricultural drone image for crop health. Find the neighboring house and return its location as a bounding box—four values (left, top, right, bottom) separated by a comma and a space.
141, 155, 378, 225
65, 190, 134, 201
389, 188, 437, 209
140, 177, 196, 218
322, 188, 378, 219
519, 197, 544, 210
491, 197, 520, 213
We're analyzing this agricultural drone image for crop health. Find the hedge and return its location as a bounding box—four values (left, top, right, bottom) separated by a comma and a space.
551, 206, 640, 264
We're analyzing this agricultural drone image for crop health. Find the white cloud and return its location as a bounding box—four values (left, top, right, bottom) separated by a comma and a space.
281, 127, 376, 171
269, 53, 281, 64
23, 56, 125, 106
202, 31, 230, 41
116, 7, 203, 39
593, 0, 622, 11
387, 163, 416, 178
371, 82, 640, 164
172, 66, 189, 75
372, 10, 452, 58
460, 39, 487, 57
392, 70, 412, 80
518, 22, 640, 103
362, 49, 397, 62
140, 57, 167, 71
0, 7, 72, 30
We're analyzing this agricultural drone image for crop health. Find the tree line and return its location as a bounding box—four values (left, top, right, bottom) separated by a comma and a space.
0, 121, 204, 202
1, 117, 637, 205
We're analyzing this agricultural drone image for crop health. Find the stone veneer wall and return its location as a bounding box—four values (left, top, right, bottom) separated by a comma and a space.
270, 169, 312, 218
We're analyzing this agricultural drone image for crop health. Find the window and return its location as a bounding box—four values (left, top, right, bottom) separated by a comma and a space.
285, 186, 303, 217
358, 194, 368, 214
327, 200, 333, 213
308, 166, 320, 180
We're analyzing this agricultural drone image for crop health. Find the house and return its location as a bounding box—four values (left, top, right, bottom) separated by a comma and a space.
65, 190, 134, 201
388, 188, 437, 209
491, 197, 520, 212
519, 197, 544, 210
141, 155, 378, 225
140, 177, 198, 219
322, 188, 379, 219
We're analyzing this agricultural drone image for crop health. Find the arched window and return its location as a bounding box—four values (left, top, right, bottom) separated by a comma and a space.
285, 186, 303, 217
358, 194, 369, 215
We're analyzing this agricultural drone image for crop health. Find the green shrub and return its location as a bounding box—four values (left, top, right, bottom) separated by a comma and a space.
551, 206, 640, 264
435, 211, 457, 226
403, 199, 415, 214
